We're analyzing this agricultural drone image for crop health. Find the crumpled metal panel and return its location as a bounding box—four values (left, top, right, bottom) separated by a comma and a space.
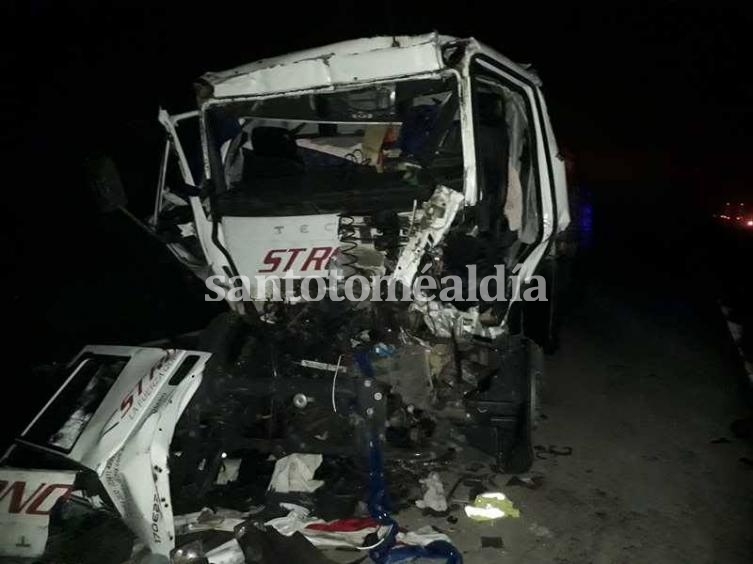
211, 58, 335, 99
412, 300, 505, 341
392, 185, 465, 287
206, 34, 446, 98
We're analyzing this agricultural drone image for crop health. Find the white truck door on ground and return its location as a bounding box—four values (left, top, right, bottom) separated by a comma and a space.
4, 346, 211, 558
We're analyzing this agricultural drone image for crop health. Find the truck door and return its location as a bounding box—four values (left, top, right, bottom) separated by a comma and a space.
469, 56, 558, 298
156, 110, 236, 293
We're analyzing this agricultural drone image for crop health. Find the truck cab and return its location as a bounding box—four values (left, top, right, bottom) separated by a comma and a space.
152, 33, 569, 320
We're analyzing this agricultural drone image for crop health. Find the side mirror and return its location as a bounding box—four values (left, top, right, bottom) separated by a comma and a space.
85, 155, 128, 212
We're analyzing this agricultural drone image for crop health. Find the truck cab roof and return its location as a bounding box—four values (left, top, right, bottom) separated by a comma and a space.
200, 32, 540, 99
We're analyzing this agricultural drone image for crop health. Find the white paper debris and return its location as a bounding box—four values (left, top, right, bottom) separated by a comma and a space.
396, 525, 453, 546
415, 472, 448, 512
205, 539, 246, 564
267, 453, 324, 493
264, 503, 324, 536
174, 507, 246, 535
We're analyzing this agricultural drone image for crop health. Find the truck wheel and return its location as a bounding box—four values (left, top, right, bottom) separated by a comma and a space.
528, 339, 544, 429
505, 339, 542, 473
463, 336, 540, 473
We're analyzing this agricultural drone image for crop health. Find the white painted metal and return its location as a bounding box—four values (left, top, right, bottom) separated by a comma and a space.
203, 33, 447, 98
10, 346, 211, 557
165, 33, 569, 311
392, 186, 465, 286
157, 109, 240, 312
222, 214, 341, 280
536, 90, 571, 232
472, 59, 556, 289
0, 469, 77, 558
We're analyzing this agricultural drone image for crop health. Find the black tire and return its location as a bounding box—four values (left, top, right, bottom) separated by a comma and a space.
505, 338, 541, 473
462, 336, 539, 473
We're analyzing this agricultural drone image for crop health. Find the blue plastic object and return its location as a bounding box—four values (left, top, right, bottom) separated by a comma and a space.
385, 541, 463, 564
358, 349, 462, 564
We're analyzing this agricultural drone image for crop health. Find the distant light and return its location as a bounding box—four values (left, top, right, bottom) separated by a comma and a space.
747, 220, 753, 227
221, 452, 227, 459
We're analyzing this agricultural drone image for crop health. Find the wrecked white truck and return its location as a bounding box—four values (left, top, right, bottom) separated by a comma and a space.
2, 33, 569, 562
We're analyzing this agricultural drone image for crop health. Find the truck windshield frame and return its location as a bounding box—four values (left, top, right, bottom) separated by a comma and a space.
200, 73, 465, 216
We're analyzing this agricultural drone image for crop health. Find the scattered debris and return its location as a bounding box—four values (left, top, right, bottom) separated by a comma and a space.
384, 534, 463, 564
373, 343, 397, 358
534, 445, 573, 459
506, 475, 545, 489
264, 503, 324, 538
204, 537, 246, 564
174, 507, 247, 535
415, 472, 448, 512
464, 492, 520, 521
396, 525, 454, 547
480, 536, 505, 549
260, 503, 462, 559
303, 518, 383, 548
171, 540, 207, 564
268, 454, 324, 493
235, 523, 336, 564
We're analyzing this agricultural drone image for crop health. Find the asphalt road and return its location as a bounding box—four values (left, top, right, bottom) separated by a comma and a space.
395, 246, 753, 563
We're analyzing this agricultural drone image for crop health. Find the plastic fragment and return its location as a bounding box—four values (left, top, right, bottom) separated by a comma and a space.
464, 492, 520, 521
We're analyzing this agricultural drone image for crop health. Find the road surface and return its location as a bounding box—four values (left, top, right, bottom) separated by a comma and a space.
396, 251, 753, 563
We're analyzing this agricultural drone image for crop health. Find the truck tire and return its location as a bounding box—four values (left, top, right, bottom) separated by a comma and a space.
504, 339, 541, 472
462, 336, 539, 473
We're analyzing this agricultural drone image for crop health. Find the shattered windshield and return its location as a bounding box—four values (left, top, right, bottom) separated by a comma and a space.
205, 75, 463, 215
